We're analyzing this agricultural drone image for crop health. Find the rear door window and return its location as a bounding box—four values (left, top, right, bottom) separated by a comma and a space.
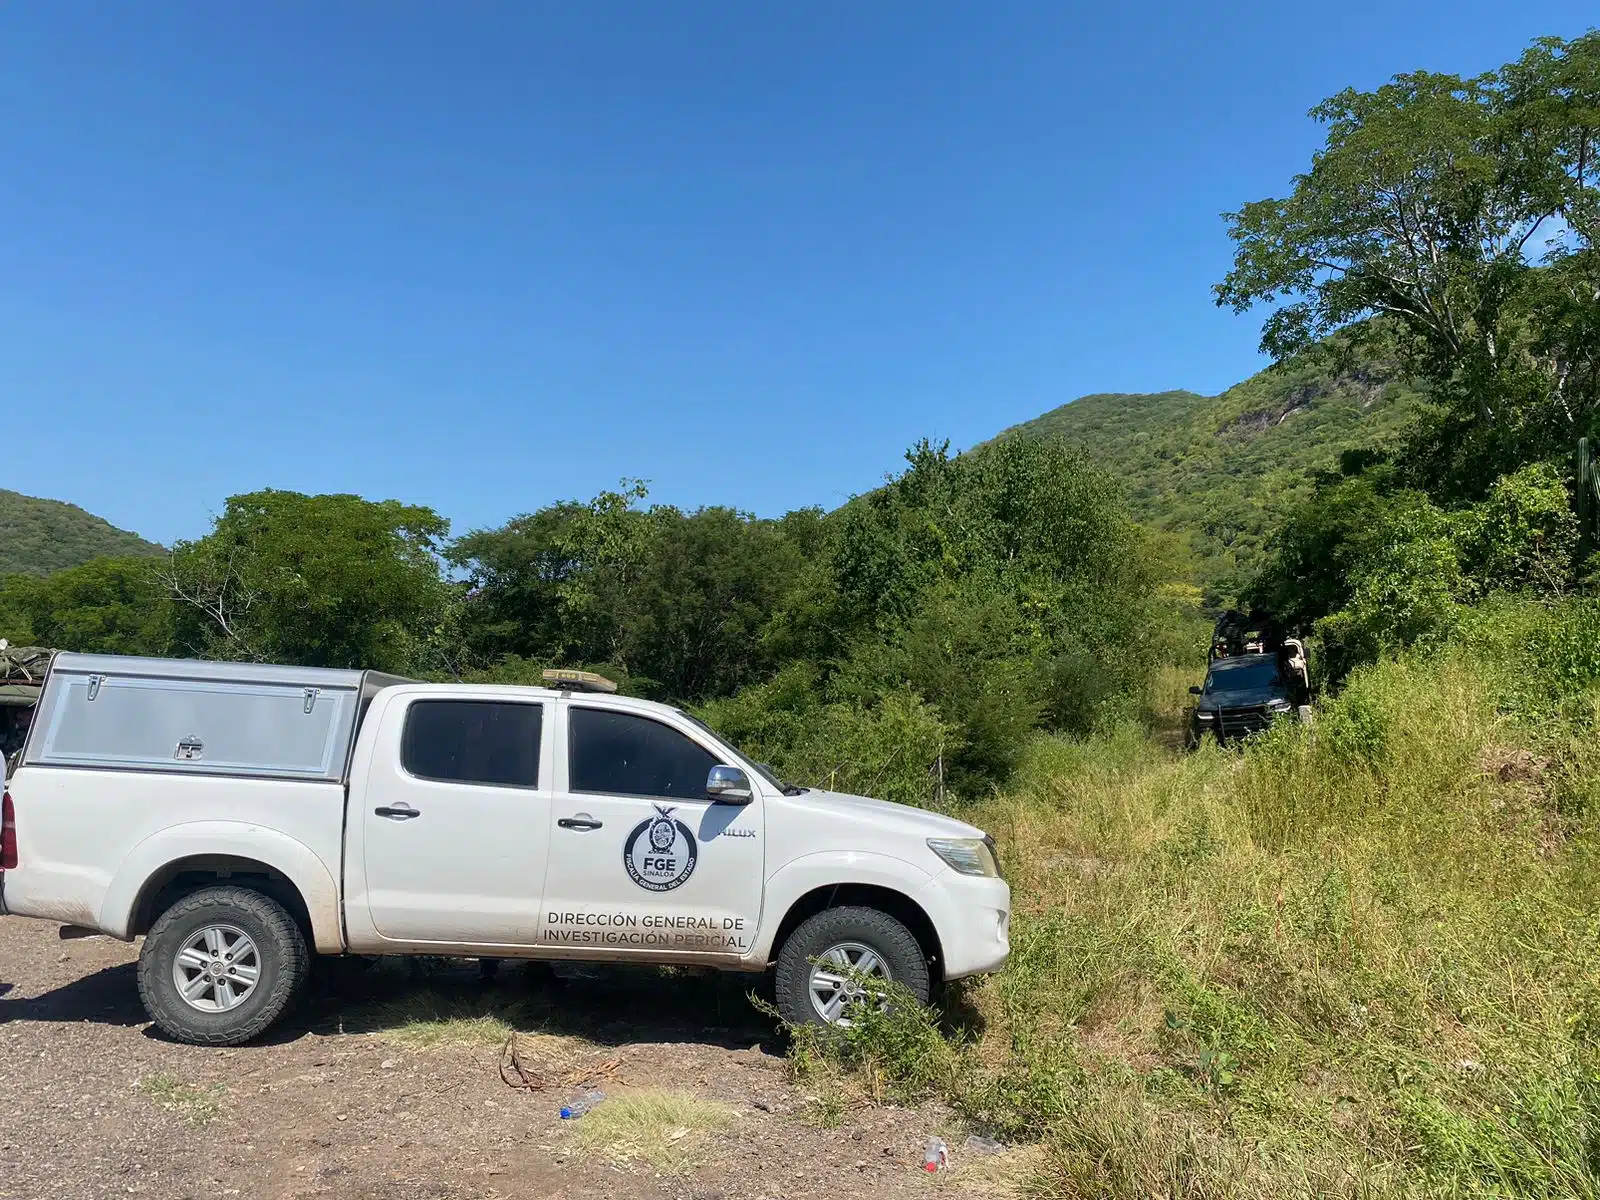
568, 707, 716, 800
401, 700, 543, 788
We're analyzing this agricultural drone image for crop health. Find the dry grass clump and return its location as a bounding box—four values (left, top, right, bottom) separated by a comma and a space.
805, 643, 1600, 1198
561, 1089, 739, 1174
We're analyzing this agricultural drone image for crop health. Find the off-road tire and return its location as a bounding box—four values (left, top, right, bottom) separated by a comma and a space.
774, 905, 930, 1028
137, 886, 309, 1046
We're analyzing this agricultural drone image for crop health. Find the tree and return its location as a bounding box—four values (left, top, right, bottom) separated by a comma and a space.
1216, 32, 1600, 498
814, 437, 1166, 785
0, 557, 173, 655
1313, 493, 1463, 678
449, 481, 656, 667
164, 490, 451, 673
451, 483, 812, 701
612, 507, 808, 701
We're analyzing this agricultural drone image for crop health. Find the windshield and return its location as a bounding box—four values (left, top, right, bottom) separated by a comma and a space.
678, 711, 805, 795
1204, 658, 1281, 694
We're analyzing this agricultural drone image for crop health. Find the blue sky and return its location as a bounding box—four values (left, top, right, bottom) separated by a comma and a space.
2, 4, 1595, 545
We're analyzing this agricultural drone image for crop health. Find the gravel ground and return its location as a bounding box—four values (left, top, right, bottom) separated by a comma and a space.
0, 916, 1022, 1199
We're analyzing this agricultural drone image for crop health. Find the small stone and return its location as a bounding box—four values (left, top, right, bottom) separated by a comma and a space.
381, 1059, 397, 1070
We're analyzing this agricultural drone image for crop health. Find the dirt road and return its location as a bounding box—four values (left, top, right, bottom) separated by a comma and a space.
0, 917, 1020, 1199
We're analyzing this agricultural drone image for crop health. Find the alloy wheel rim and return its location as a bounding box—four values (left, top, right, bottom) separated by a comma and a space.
171, 924, 262, 1013
808, 941, 893, 1026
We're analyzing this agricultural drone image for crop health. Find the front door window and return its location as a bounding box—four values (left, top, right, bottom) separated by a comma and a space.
541, 704, 764, 959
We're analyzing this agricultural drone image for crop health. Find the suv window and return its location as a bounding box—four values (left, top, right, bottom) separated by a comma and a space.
568, 707, 717, 800
402, 700, 543, 788
1204, 658, 1281, 693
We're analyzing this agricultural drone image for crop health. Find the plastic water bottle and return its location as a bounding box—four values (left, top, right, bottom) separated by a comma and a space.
559, 1089, 606, 1120
922, 1136, 949, 1172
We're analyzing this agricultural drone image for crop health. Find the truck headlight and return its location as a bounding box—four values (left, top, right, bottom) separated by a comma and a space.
1196, 711, 1215, 721
1266, 699, 1292, 713
927, 837, 1000, 878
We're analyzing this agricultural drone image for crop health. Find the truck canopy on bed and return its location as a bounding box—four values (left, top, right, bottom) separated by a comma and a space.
24, 653, 412, 782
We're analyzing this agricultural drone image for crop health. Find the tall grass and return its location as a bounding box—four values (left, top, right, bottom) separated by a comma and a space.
813, 611, 1600, 1197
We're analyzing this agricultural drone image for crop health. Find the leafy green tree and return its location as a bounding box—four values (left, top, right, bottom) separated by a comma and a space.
1216, 32, 1600, 498
451, 437, 1164, 796
612, 506, 809, 701
805, 436, 1164, 789
1253, 462, 1576, 680
697, 664, 953, 809
1316, 494, 1463, 678
1454, 462, 1579, 596
0, 557, 173, 655
449, 481, 657, 668
451, 484, 811, 699
833, 586, 1045, 789
1247, 473, 1398, 633
163, 490, 450, 673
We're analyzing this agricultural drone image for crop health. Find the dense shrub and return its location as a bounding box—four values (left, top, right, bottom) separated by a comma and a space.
1455, 464, 1580, 599
1255, 462, 1584, 683
696, 664, 953, 808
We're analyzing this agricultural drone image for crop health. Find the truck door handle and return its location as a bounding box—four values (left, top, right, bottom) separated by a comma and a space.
374, 803, 420, 820
557, 816, 603, 831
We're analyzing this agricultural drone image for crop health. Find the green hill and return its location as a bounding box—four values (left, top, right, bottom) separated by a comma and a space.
996, 342, 1425, 599
0, 490, 163, 576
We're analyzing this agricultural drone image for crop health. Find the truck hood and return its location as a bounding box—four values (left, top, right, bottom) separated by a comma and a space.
791, 788, 987, 840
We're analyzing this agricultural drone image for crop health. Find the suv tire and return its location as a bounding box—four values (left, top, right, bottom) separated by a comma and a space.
774, 905, 930, 1028
137, 885, 309, 1046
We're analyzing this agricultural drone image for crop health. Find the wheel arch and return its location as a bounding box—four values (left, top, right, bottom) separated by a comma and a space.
101, 823, 342, 953
128, 855, 315, 945
767, 883, 944, 982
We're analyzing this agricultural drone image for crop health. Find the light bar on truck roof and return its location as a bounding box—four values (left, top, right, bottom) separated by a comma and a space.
541, 669, 619, 694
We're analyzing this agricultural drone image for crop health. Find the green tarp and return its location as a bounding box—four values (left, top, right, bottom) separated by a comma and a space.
0, 646, 52, 707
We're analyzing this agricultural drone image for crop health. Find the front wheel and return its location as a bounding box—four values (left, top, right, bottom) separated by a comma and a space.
774, 906, 930, 1028
137, 886, 309, 1045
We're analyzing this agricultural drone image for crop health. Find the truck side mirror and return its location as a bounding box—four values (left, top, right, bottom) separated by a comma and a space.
1189, 686, 1203, 696
706, 764, 753, 805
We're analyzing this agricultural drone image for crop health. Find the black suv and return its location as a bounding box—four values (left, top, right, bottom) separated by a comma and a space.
1188, 653, 1300, 746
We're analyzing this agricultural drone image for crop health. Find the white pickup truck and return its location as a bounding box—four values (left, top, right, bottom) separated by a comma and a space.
0, 653, 1010, 1045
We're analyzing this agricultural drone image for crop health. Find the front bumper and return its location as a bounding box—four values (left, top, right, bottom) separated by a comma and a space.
914, 869, 1010, 980
1196, 703, 1292, 742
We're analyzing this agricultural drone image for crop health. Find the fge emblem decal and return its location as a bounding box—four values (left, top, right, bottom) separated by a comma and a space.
623, 805, 698, 892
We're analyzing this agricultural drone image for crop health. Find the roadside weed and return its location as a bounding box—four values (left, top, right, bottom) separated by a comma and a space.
371, 989, 530, 1049
562, 1089, 739, 1175
138, 1072, 226, 1125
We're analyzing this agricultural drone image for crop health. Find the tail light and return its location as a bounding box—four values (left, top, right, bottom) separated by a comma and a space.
1, 790, 16, 870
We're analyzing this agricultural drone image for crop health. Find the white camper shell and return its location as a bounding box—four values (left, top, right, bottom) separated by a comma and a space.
28, 653, 410, 781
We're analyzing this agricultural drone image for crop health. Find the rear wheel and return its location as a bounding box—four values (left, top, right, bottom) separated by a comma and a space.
774, 905, 930, 1028
137, 886, 309, 1045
